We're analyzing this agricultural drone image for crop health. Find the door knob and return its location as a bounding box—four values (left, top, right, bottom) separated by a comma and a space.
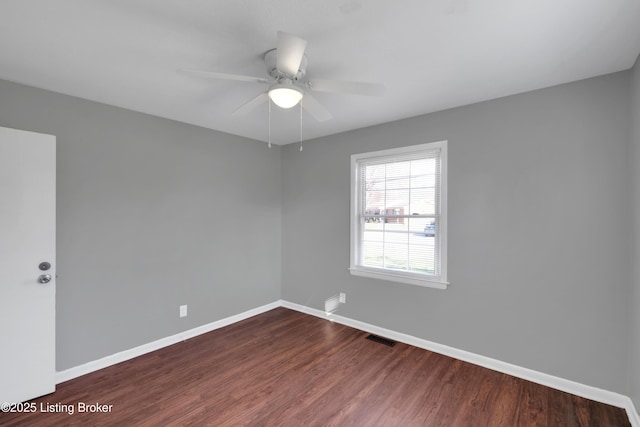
38, 274, 52, 284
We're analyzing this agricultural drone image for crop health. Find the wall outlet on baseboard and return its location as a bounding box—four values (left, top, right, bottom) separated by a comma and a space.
339, 293, 346, 304
179, 305, 188, 318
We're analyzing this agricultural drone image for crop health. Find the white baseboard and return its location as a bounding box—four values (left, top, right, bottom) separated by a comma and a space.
55, 301, 281, 384
628, 404, 640, 427
280, 300, 640, 427
54, 298, 639, 426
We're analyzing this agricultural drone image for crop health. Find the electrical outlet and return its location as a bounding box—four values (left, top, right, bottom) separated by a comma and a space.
339, 293, 346, 303
179, 305, 188, 318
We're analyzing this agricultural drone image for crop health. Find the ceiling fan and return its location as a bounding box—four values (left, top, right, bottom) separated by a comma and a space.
179, 31, 385, 122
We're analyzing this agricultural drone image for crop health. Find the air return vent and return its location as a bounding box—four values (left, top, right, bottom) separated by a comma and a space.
365, 334, 396, 347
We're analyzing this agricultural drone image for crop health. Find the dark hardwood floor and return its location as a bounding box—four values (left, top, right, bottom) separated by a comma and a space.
1, 307, 631, 426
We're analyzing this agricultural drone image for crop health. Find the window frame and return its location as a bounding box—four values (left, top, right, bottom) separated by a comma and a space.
349, 141, 448, 289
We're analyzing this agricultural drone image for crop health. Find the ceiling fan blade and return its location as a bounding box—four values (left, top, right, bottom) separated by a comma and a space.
276, 31, 308, 77
307, 79, 385, 96
178, 68, 270, 84
302, 93, 333, 122
232, 92, 269, 116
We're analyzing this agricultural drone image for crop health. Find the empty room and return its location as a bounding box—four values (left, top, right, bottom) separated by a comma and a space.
2, 1, 640, 425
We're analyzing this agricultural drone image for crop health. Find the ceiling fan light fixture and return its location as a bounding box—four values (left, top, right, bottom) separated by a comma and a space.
268, 84, 303, 109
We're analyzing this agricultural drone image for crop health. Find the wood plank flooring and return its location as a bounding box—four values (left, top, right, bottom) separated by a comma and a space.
1, 307, 631, 426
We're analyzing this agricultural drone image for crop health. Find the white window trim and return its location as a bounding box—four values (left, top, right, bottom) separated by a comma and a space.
349, 141, 448, 290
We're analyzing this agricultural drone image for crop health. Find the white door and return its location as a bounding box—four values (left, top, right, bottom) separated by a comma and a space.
0, 126, 56, 404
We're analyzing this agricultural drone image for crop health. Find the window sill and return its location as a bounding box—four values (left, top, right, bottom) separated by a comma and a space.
348, 267, 448, 290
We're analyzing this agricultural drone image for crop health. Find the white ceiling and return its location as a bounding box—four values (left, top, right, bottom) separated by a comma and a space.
1, 1, 639, 145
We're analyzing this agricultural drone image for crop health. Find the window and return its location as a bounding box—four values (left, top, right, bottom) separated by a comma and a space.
350, 141, 448, 289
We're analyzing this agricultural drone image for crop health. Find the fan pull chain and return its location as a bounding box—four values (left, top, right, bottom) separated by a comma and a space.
299, 102, 303, 152
268, 99, 272, 148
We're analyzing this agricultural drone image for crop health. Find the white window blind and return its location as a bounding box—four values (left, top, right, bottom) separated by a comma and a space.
350, 141, 448, 288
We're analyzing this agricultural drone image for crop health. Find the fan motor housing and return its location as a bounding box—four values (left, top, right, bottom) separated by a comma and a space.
264, 49, 307, 80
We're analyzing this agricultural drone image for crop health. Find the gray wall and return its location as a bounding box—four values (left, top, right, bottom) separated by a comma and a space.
1, 65, 636, 399
631, 55, 640, 410
282, 71, 632, 393
0, 79, 282, 371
